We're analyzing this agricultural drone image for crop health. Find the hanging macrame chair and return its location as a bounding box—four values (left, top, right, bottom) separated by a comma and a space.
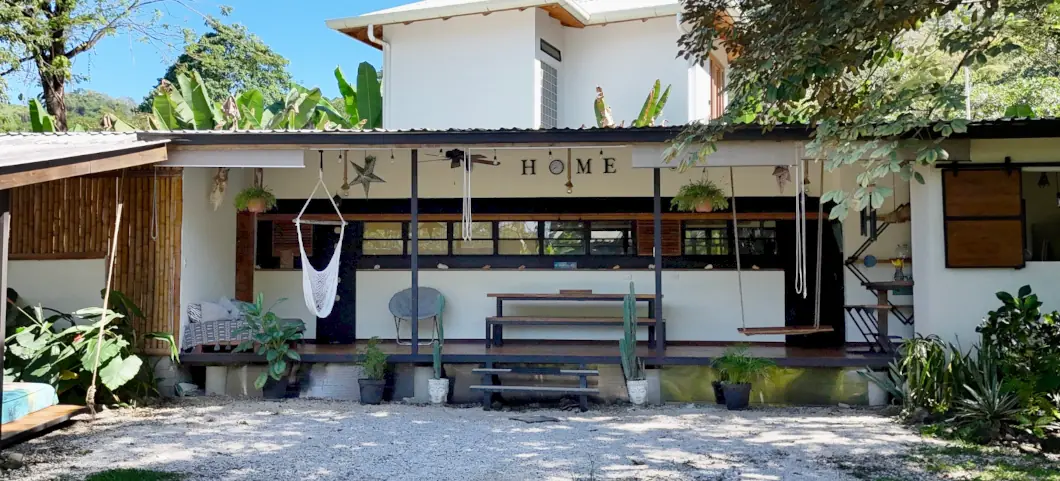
733, 163, 834, 336
294, 151, 348, 318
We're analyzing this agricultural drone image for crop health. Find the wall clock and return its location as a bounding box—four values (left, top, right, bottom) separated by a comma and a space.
548, 159, 564, 175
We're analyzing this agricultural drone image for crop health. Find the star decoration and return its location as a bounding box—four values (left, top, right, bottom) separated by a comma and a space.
350, 155, 386, 196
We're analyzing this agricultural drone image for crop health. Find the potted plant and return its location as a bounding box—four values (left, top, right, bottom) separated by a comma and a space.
671, 179, 729, 213
711, 345, 775, 410
234, 185, 277, 213
233, 294, 302, 399
428, 317, 449, 405
358, 337, 388, 404
711, 377, 726, 405
620, 282, 648, 405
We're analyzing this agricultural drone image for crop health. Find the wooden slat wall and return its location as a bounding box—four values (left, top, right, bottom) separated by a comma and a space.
8, 169, 183, 354
636, 220, 681, 256
942, 169, 1024, 268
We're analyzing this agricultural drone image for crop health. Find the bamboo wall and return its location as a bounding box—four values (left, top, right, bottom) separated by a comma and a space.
8, 169, 184, 355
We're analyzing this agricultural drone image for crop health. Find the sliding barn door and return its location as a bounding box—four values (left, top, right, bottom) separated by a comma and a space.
942, 169, 1025, 268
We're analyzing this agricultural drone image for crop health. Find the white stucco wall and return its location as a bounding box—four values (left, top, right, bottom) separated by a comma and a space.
267, 147, 830, 200
8, 259, 105, 316
561, 17, 691, 128
911, 139, 1060, 347
179, 167, 249, 346
247, 268, 782, 343
384, 9, 537, 129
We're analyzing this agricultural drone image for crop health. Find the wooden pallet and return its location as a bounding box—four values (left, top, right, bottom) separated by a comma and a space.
0, 404, 88, 448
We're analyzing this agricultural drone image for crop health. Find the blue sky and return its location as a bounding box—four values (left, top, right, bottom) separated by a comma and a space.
6, 0, 410, 102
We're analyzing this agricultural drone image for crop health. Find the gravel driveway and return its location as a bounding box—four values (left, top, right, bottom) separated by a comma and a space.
3, 398, 935, 481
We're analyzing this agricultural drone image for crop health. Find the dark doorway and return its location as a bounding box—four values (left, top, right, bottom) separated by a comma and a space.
775, 218, 846, 348
314, 222, 360, 344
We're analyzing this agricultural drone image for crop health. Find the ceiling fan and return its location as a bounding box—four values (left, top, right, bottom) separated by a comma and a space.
421, 148, 500, 169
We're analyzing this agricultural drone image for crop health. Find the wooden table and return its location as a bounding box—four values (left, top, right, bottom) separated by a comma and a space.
485, 292, 660, 349
862, 280, 913, 353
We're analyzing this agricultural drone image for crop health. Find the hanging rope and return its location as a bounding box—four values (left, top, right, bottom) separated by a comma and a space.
793, 161, 806, 297
729, 167, 746, 330
461, 147, 473, 241
86, 203, 123, 417
813, 161, 825, 329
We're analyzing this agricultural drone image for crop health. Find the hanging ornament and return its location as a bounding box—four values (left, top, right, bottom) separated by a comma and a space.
1039, 172, 1050, 188
209, 167, 230, 211
771, 166, 791, 193
350, 153, 386, 197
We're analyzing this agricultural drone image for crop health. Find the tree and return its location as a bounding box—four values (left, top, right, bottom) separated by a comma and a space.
671, 0, 1055, 218
0, 1, 182, 131
140, 16, 292, 111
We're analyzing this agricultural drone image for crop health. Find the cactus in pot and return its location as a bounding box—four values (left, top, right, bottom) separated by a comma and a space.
428, 297, 448, 404
620, 282, 647, 405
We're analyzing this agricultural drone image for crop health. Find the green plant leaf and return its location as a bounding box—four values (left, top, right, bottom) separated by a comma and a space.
334, 66, 359, 122
185, 71, 218, 129
255, 372, 268, 390
80, 337, 122, 372
100, 355, 143, 391
236, 89, 265, 128
356, 62, 382, 129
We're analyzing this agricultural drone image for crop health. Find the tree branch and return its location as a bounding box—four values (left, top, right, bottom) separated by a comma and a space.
0, 55, 34, 77
64, 0, 146, 58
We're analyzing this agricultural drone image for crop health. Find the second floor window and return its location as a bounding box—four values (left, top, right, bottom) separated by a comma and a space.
540, 62, 559, 129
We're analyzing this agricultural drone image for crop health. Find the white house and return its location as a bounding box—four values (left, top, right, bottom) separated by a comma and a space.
5, 1, 1057, 405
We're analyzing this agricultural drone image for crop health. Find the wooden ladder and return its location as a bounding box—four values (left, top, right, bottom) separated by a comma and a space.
470, 362, 600, 412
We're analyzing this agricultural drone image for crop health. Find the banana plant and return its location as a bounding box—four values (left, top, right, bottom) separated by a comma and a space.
149, 71, 234, 130
356, 62, 382, 129
594, 80, 671, 128
28, 99, 56, 132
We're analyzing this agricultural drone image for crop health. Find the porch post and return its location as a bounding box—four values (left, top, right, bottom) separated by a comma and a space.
653, 168, 664, 359
410, 149, 420, 354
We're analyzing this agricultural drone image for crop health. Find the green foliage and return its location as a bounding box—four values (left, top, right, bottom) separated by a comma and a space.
140, 17, 292, 111
356, 62, 383, 129
359, 337, 388, 381
3, 290, 176, 405
28, 99, 55, 132
594, 81, 671, 128
233, 294, 301, 390
619, 282, 644, 381
951, 345, 1023, 443
233, 185, 278, 212
711, 345, 775, 384
672, 0, 1054, 219
670, 178, 729, 212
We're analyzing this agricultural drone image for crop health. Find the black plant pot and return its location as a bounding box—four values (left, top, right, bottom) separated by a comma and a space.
721, 383, 752, 410
358, 378, 386, 405
711, 381, 726, 404
262, 377, 290, 400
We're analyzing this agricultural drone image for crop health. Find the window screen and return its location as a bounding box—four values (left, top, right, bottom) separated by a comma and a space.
540, 62, 559, 129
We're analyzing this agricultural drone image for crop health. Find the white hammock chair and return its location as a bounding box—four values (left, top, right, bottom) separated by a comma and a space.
294, 154, 347, 318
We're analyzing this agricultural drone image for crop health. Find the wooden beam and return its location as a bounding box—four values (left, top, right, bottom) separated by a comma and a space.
257, 211, 820, 222
235, 211, 256, 301
10, 251, 106, 260
0, 146, 168, 190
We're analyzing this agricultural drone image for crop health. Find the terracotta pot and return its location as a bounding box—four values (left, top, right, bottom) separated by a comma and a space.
694, 200, 714, 213
246, 197, 267, 213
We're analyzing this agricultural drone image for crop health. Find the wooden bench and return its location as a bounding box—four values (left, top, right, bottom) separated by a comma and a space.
485, 316, 657, 348
486, 292, 661, 349
471, 364, 600, 411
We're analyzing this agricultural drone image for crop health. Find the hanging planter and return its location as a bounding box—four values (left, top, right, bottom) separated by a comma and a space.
671, 179, 729, 213
234, 185, 278, 213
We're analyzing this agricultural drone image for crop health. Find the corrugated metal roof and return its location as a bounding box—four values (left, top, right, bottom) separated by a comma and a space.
0, 132, 169, 170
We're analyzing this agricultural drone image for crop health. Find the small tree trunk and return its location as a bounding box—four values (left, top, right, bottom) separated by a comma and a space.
41, 73, 68, 131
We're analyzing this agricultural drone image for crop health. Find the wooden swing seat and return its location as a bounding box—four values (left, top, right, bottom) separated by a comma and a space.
737, 326, 835, 336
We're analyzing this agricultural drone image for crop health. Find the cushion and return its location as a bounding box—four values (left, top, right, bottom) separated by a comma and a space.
2, 382, 58, 424
187, 303, 203, 323
217, 297, 241, 319
199, 302, 231, 323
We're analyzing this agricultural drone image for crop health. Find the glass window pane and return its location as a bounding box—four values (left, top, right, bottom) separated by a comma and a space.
364, 240, 403, 255
454, 222, 493, 240
590, 221, 632, 255
417, 222, 447, 239
545, 221, 585, 255
417, 240, 448, 255
453, 240, 493, 255
365, 222, 403, 239
499, 239, 540, 255
499, 221, 538, 239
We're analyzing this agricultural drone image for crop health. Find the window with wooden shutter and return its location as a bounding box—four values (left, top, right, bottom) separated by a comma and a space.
942, 169, 1025, 268
709, 56, 725, 119
636, 220, 681, 256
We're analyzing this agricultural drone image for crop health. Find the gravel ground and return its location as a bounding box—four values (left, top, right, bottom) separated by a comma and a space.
2, 398, 939, 481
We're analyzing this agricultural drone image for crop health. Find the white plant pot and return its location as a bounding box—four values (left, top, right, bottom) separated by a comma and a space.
428, 378, 450, 405
627, 379, 648, 406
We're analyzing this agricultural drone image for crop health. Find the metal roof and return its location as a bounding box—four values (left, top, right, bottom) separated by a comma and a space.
0, 132, 169, 174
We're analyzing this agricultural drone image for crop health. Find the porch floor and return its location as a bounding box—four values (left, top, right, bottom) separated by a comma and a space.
181, 341, 893, 368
